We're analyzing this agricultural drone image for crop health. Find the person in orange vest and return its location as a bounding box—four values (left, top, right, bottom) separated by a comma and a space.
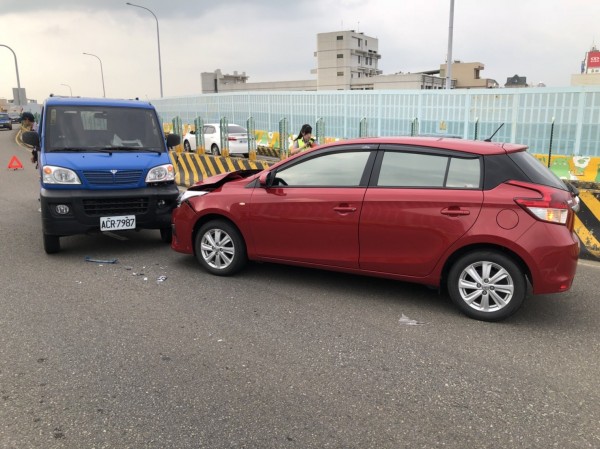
289, 124, 317, 155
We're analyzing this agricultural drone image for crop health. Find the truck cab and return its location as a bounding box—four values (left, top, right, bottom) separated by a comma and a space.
23, 96, 180, 254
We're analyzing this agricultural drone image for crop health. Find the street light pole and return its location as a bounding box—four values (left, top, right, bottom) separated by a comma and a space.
0, 44, 23, 105
60, 83, 73, 97
83, 52, 106, 97
126, 2, 163, 98
445, 0, 455, 90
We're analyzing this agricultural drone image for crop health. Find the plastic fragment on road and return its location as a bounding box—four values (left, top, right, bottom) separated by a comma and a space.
399, 313, 425, 326
156, 276, 167, 284
85, 256, 118, 264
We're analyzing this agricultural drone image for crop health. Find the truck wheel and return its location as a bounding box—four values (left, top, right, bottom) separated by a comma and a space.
160, 227, 172, 243
43, 233, 60, 254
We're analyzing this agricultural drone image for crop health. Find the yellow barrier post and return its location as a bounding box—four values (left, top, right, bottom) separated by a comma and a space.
247, 116, 257, 161
194, 116, 205, 154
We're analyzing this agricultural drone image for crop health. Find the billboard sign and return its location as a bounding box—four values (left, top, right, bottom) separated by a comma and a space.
587, 51, 600, 68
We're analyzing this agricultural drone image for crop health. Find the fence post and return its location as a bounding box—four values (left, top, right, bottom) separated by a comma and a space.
410, 118, 419, 136
316, 117, 324, 144
172, 116, 183, 153
279, 117, 288, 160
220, 116, 229, 157
247, 116, 257, 161
193, 117, 205, 154
359, 117, 368, 137
547, 117, 555, 168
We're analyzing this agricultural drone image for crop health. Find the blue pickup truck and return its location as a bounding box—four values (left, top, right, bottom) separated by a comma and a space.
23, 96, 180, 254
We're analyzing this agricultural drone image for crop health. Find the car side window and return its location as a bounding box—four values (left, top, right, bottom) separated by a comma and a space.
377, 151, 480, 188
275, 151, 371, 187
378, 152, 447, 187
204, 126, 214, 134
446, 157, 481, 188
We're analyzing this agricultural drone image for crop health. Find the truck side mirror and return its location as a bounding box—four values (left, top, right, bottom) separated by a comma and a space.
166, 133, 181, 148
22, 131, 40, 147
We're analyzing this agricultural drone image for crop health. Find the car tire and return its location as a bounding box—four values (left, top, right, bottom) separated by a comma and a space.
160, 227, 172, 243
43, 233, 60, 254
447, 251, 525, 322
194, 220, 247, 276
210, 144, 220, 156
183, 140, 191, 152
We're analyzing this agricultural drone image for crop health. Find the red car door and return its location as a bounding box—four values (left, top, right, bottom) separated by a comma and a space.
248, 148, 375, 268
359, 147, 484, 277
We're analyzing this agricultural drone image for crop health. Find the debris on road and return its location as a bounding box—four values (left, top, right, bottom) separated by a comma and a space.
399, 313, 425, 326
85, 256, 118, 264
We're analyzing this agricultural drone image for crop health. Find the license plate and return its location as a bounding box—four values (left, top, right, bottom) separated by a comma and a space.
100, 215, 136, 231
239, 139, 247, 144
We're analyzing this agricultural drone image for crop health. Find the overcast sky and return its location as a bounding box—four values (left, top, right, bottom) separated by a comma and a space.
1, 0, 598, 102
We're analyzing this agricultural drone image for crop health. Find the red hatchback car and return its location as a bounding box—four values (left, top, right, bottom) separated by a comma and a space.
171, 137, 579, 321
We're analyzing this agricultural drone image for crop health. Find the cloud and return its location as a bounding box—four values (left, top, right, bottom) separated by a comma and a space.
1, 0, 599, 103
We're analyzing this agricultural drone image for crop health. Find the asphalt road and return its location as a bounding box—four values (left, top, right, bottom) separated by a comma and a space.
1, 128, 599, 449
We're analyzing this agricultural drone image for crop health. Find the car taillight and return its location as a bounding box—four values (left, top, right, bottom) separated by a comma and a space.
509, 181, 571, 225
228, 136, 238, 141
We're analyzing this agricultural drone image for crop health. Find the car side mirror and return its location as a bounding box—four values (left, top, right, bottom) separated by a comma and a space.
258, 171, 273, 187
166, 133, 181, 148
22, 131, 40, 147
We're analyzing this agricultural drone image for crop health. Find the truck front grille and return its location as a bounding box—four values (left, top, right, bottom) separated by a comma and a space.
83, 198, 149, 216
83, 170, 143, 186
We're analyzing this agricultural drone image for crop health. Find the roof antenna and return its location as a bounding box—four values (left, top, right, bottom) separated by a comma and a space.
484, 123, 504, 142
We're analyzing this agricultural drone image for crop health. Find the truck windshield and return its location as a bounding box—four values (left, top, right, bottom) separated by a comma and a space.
44, 106, 165, 152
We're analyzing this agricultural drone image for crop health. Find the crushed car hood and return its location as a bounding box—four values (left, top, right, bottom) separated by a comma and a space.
188, 169, 262, 191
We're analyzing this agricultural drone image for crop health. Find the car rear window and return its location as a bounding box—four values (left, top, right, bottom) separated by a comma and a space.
228, 125, 247, 134
509, 151, 567, 190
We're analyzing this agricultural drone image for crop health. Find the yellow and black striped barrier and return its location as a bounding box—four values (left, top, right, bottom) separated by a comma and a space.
169, 152, 272, 187
257, 145, 281, 158
572, 183, 600, 260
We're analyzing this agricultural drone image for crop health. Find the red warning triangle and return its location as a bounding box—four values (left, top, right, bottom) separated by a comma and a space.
7, 156, 24, 170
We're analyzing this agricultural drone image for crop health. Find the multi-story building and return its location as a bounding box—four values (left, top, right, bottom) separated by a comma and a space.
571, 45, 600, 86
200, 30, 496, 93
314, 30, 382, 90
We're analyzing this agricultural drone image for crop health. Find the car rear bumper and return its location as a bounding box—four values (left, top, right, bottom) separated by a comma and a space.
518, 223, 579, 294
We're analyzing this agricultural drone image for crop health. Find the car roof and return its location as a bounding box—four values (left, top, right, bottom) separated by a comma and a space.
44, 96, 154, 110
321, 136, 527, 155
204, 123, 242, 127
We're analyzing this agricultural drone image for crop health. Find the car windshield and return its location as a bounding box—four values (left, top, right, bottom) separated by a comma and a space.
0, 114, 8, 119
44, 105, 165, 152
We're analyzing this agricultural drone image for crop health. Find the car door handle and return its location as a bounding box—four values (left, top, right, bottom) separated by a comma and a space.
441, 207, 470, 216
333, 206, 357, 213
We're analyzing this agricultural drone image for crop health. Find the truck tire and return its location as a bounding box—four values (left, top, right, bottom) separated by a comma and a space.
43, 233, 60, 254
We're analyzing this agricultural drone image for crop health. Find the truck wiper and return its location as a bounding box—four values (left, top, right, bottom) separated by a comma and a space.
49, 147, 89, 152
94, 146, 163, 154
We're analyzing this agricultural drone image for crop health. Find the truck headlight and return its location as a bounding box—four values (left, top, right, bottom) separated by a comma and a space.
42, 166, 81, 184
146, 164, 175, 183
